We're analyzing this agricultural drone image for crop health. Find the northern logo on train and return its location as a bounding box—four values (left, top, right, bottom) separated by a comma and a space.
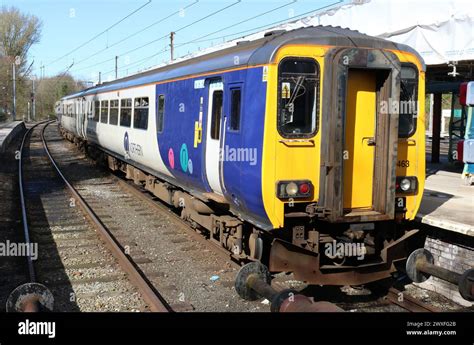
124, 132, 130, 155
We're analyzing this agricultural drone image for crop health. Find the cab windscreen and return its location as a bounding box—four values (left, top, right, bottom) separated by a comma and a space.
277, 58, 319, 138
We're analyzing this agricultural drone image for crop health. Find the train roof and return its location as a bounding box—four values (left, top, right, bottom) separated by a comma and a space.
62, 25, 425, 100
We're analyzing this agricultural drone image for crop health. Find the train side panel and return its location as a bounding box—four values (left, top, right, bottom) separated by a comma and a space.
84, 86, 173, 179
155, 66, 270, 226
62, 67, 271, 229
156, 77, 209, 192
222, 67, 267, 225
61, 100, 77, 135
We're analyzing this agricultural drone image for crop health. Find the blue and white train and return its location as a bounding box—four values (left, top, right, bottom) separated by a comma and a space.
58, 26, 426, 286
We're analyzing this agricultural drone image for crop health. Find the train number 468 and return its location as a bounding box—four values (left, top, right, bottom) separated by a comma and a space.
397, 160, 410, 168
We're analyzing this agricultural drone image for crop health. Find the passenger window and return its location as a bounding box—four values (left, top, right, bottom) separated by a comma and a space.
210, 90, 223, 140
109, 100, 119, 125
229, 88, 241, 131
398, 65, 418, 138
100, 100, 109, 123
133, 97, 149, 130
93, 101, 100, 122
157, 95, 165, 133
278, 58, 319, 138
120, 98, 132, 127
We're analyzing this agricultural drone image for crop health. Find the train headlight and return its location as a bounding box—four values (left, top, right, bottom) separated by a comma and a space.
396, 176, 418, 194
400, 178, 411, 191
277, 180, 313, 199
285, 182, 299, 196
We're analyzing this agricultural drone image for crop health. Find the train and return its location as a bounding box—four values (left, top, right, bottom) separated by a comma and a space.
56, 26, 425, 287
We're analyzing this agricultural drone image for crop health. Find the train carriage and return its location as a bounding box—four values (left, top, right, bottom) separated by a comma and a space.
57, 26, 425, 286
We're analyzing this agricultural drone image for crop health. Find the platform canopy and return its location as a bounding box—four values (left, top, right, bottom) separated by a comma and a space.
187, 0, 473, 66
299, 0, 474, 66
141, 0, 473, 76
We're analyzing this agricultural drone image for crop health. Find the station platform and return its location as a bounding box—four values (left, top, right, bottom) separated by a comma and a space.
0, 121, 25, 153
417, 163, 474, 236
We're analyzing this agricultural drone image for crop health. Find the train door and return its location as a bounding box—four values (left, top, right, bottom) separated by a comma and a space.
205, 79, 224, 195
77, 100, 81, 136
83, 100, 88, 137
320, 48, 400, 222
343, 69, 376, 209
77, 100, 83, 136
82, 99, 88, 138
75, 100, 81, 135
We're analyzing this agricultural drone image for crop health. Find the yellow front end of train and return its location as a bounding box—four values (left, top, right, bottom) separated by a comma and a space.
261, 43, 425, 285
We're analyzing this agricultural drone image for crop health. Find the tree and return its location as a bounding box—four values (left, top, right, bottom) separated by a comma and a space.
35, 74, 86, 120
0, 6, 42, 122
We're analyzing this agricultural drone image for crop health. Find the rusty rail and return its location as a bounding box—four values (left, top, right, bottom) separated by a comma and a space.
11, 120, 52, 312
113, 177, 241, 269
18, 120, 49, 283
41, 121, 171, 312
385, 287, 440, 312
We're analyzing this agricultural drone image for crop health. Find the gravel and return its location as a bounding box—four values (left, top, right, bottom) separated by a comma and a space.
45, 124, 266, 312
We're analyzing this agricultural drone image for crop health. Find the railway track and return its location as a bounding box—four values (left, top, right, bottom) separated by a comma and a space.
97, 153, 451, 314
384, 287, 440, 312
17, 121, 170, 312
42, 122, 261, 312
0, 126, 29, 311
35, 121, 461, 313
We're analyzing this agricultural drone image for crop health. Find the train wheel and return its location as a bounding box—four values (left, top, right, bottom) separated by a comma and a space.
235, 262, 271, 301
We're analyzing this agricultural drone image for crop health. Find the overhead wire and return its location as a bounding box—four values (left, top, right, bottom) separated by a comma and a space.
46, 0, 152, 67
117, 0, 242, 57
69, 0, 241, 74
69, 0, 200, 68
119, 0, 344, 76
181, 0, 297, 47
50, 61, 75, 89
102, 47, 170, 76
178, 0, 344, 46
63, 0, 345, 80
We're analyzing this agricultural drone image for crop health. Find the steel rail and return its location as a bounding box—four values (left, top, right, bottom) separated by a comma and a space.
91, 147, 443, 312
18, 120, 50, 283
41, 121, 171, 312
385, 287, 439, 312
113, 177, 241, 270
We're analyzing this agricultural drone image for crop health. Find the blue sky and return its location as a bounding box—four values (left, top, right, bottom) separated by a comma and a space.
1, 0, 345, 83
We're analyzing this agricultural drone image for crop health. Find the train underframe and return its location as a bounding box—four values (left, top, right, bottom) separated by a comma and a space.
60, 126, 421, 287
